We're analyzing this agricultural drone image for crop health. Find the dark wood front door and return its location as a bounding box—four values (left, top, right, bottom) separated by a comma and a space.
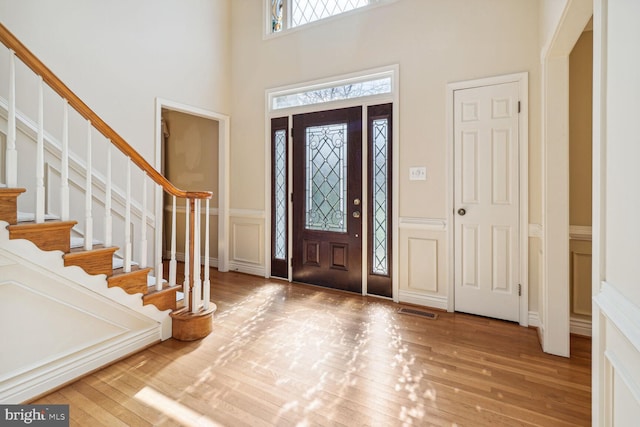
292, 107, 362, 293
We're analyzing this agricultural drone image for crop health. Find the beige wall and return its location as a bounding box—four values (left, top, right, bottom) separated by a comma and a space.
568, 29, 592, 326
569, 30, 593, 227
229, 0, 541, 301
0, 0, 231, 271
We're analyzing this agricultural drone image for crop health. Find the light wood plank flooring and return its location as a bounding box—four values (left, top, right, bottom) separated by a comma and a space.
34, 269, 591, 426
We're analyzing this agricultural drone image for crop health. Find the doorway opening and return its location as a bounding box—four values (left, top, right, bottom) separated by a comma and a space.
154, 99, 230, 277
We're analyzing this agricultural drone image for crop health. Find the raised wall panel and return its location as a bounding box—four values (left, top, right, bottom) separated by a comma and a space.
461, 225, 478, 288
461, 131, 479, 204
491, 129, 511, 205
492, 226, 511, 292
407, 237, 438, 292
232, 222, 263, 264
603, 313, 640, 425
570, 239, 592, 317
491, 98, 511, 119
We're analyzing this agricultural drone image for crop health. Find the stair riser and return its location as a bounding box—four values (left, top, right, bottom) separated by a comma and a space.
9, 222, 76, 253
0, 188, 26, 225
144, 289, 179, 311
108, 268, 151, 295
64, 248, 118, 276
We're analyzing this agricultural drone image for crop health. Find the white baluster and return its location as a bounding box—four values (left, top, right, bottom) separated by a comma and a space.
60, 100, 70, 221
124, 158, 132, 272
84, 121, 93, 249
140, 174, 148, 268
183, 198, 190, 306
6, 50, 17, 188
192, 199, 201, 313
203, 198, 210, 309
169, 195, 177, 287
35, 77, 45, 223
155, 184, 164, 292
104, 144, 112, 247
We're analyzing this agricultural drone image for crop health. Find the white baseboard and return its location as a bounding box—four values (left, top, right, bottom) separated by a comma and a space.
1, 327, 159, 403
167, 251, 219, 269
528, 311, 541, 328
570, 316, 592, 337
228, 260, 266, 277
398, 290, 448, 310
528, 311, 591, 337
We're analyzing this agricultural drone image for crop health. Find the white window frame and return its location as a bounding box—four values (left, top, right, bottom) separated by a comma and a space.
264, 0, 398, 39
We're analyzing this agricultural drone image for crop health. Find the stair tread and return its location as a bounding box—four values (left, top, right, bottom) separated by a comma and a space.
7, 220, 77, 230
110, 265, 150, 276
66, 245, 115, 255
70, 236, 103, 249
17, 211, 60, 222
145, 282, 182, 295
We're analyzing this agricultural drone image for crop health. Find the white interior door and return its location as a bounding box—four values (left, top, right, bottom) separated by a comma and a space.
454, 82, 520, 322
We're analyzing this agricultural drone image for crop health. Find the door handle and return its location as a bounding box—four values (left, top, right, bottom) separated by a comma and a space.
353, 211, 361, 218
458, 208, 466, 216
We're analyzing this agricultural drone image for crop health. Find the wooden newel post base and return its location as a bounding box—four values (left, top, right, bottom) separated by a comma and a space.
170, 304, 217, 341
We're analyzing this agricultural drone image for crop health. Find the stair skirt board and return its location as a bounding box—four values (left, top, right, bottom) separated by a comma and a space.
0, 219, 173, 402
0, 221, 171, 332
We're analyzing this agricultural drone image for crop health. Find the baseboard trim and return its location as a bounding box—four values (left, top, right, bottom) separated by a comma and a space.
0, 327, 160, 404
165, 251, 219, 269
398, 290, 448, 310
570, 316, 592, 337
228, 260, 266, 277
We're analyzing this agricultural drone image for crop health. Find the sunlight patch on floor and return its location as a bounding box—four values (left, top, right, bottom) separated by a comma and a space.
135, 386, 223, 427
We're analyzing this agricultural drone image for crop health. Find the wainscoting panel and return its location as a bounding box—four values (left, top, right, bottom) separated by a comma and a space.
408, 237, 438, 292
399, 219, 447, 309
569, 227, 592, 335
230, 215, 265, 276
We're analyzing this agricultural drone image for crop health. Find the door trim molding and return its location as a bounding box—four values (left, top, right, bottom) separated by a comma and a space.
264, 65, 399, 301
154, 98, 231, 273
446, 72, 529, 326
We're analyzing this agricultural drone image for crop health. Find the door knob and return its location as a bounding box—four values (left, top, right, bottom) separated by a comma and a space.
353, 211, 361, 218
353, 198, 361, 206
458, 208, 466, 216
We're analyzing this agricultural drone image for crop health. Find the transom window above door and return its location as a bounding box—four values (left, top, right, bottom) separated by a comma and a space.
268, 0, 395, 35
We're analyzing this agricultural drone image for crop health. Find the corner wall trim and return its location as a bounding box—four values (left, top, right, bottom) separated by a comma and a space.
529, 223, 543, 238
595, 281, 640, 353
569, 225, 592, 241
399, 217, 447, 230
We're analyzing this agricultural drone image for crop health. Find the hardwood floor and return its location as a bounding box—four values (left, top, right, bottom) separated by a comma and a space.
33, 269, 591, 426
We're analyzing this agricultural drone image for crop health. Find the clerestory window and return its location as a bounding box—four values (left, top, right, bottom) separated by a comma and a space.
269, 0, 389, 34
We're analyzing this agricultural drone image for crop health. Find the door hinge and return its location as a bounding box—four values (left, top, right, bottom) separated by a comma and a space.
518, 101, 521, 114
290, 257, 293, 267
290, 192, 293, 203
290, 128, 294, 138
518, 283, 522, 296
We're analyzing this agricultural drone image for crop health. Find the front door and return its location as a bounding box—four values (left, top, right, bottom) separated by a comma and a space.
454, 81, 520, 322
292, 107, 362, 293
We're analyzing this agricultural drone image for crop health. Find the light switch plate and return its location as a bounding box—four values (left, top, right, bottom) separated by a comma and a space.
409, 166, 427, 181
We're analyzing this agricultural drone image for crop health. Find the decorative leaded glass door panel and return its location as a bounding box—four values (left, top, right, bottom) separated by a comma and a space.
292, 107, 362, 293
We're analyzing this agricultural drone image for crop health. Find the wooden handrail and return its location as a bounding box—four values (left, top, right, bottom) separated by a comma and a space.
0, 23, 211, 200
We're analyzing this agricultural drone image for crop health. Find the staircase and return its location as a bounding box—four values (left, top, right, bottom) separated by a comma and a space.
0, 23, 216, 403
0, 188, 181, 311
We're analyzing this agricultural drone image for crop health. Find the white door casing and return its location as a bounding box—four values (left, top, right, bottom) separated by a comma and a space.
453, 81, 521, 322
